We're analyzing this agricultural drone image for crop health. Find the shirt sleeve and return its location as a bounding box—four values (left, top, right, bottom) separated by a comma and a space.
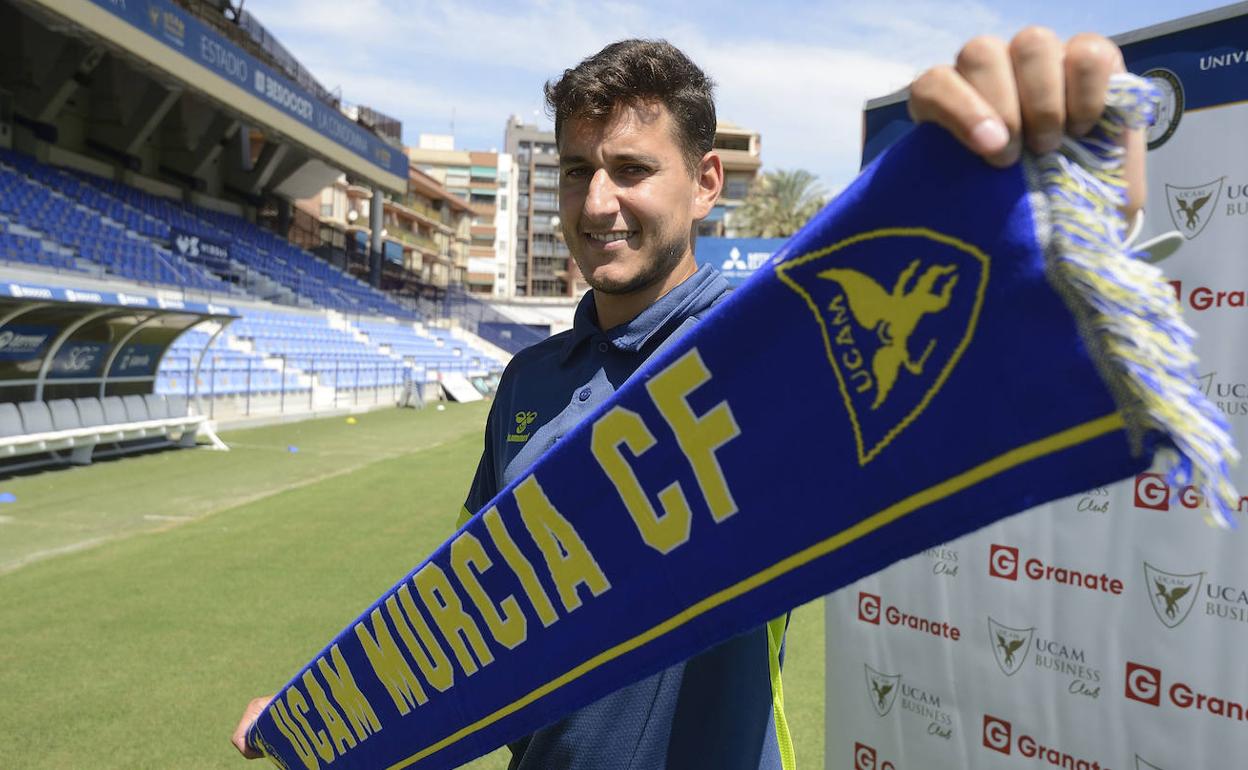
458, 399, 499, 529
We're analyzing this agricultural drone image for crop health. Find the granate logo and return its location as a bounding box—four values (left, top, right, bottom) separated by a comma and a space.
982, 713, 1110, 767
855, 591, 960, 640
1125, 661, 1162, 706
987, 543, 1124, 595
853, 741, 896, 770
1125, 661, 1248, 722
1134, 472, 1248, 516
988, 544, 1018, 580
775, 228, 988, 466
858, 592, 881, 624
982, 714, 1012, 754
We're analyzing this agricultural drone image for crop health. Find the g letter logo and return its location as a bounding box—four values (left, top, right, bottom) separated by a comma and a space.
989, 544, 1019, 580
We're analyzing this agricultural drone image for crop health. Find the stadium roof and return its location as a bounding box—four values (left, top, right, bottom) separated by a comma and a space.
11, 0, 406, 195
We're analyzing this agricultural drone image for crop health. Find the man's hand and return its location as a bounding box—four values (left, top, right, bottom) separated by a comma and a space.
231, 695, 273, 759
909, 28, 1145, 215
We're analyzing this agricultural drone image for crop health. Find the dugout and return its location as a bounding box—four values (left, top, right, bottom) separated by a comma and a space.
0, 281, 236, 405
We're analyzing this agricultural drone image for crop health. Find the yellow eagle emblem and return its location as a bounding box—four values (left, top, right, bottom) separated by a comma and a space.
775, 228, 989, 464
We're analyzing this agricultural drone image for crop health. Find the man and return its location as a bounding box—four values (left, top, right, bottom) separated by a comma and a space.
234, 30, 1142, 768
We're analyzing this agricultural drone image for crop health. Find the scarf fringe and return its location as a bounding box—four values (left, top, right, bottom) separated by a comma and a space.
1037, 73, 1241, 529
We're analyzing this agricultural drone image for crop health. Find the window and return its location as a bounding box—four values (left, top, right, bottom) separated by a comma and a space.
726, 180, 749, 199
498, 194, 507, 212
320, 203, 333, 217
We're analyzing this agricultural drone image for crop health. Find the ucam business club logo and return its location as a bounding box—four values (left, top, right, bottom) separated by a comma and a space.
775, 228, 988, 466
988, 544, 1125, 595
986, 618, 1102, 698
1134, 472, 1248, 518
1125, 661, 1248, 723
1166, 178, 1223, 239
1144, 559, 1248, 629
853, 741, 897, 770
987, 618, 1034, 676
1144, 562, 1203, 629
1070, 484, 1111, 515
1197, 372, 1248, 419
857, 591, 961, 641
981, 714, 1109, 769
864, 664, 900, 716
919, 545, 959, 577
863, 664, 954, 740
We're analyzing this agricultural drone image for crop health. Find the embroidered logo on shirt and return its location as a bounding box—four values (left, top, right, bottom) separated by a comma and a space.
776, 227, 989, 465
507, 410, 538, 443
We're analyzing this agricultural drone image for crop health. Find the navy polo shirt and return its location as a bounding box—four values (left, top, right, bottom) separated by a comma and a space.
461, 264, 789, 770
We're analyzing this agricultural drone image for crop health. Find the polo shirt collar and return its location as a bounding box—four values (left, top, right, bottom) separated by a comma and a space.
560, 263, 728, 362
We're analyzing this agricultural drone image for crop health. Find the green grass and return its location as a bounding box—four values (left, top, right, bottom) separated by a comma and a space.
0, 404, 824, 769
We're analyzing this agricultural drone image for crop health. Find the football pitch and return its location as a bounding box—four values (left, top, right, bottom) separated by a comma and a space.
0, 404, 825, 769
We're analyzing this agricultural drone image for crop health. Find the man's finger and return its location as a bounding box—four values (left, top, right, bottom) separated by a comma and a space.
231, 695, 272, 759
954, 35, 1022, 166
1010, 26, 1065, 154
1065, 33, 1122, 136
908, 65, 1010, 162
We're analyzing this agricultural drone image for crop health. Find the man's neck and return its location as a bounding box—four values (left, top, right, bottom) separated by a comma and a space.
594, 255, 698, 331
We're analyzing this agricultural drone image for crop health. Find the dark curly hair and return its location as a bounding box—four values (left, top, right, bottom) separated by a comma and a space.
544, 39, 717, 174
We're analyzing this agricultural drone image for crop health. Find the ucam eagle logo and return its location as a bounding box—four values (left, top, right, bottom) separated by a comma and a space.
1143, 562, 1203, 629
775, 227, 988, 464
863, 664, 901, 717
1166, 179, 1223, 239
987, 617, 1034, 676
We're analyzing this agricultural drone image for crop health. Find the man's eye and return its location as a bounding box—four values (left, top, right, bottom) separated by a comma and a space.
621, 165, 650, 175
564, 168, 589, 179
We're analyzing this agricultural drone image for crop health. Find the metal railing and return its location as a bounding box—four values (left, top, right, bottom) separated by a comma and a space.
166, 356, 414, 419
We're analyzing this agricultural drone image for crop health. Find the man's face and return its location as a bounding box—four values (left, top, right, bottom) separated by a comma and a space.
558, 102, 706, 295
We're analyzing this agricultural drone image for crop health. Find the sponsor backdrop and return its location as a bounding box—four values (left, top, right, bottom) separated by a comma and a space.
826, 9, 1248, 770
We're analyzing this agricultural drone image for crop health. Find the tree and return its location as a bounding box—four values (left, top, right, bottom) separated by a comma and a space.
732, 169, 827, 238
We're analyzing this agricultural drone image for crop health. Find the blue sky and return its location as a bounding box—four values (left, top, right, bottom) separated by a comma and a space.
248, 0, 1233, 192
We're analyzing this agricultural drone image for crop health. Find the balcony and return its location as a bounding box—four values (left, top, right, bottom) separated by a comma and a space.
716, 148, 761, 172
389, 228, 440, 254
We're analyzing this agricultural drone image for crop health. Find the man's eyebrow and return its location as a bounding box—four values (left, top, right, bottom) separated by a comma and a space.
558, 153, 662, 167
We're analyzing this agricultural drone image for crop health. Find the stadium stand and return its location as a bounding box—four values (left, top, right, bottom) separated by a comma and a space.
0, 150, 231, 292
0, 0, 516, 474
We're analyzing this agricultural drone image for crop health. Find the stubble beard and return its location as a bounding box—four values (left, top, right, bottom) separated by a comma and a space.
577, 233, 688, 296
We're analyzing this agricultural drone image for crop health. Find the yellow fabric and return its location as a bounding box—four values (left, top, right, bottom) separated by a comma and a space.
455, 505, 473, 529
767, 613, 796, 770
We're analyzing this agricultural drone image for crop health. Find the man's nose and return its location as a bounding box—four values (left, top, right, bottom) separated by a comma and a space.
583, 169, 620, 219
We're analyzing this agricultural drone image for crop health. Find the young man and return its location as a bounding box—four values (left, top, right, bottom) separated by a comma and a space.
234, 31, 1142, 768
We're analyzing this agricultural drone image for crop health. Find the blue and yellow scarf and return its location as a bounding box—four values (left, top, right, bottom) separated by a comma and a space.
247, 76, 1237, 770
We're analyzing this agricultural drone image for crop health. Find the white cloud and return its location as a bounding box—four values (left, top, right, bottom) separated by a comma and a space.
246, 0, 1021, 188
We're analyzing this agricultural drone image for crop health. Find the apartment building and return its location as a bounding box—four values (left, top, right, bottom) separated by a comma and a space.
406, 137, 517, 298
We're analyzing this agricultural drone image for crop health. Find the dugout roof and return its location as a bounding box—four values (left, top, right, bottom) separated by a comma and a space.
0, 280, 237, 403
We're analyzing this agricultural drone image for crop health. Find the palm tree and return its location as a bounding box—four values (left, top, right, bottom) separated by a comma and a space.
731, 169, 827, 238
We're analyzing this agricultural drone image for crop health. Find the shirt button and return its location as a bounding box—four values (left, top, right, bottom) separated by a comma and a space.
597, 342, 609, 353
578, 387, 592, 401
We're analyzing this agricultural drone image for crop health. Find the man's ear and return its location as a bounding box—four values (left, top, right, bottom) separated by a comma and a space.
691, 151, 724, 220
